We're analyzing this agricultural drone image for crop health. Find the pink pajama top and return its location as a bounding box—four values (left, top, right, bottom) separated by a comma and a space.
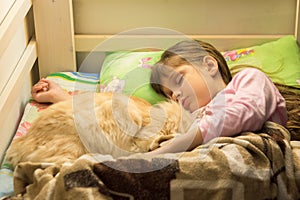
196, 68, 287, 143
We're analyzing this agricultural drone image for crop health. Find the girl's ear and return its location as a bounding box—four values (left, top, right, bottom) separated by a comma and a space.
203, 55, 219, 77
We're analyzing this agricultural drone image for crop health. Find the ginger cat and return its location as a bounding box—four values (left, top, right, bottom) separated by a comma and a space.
6, 92, 192, 168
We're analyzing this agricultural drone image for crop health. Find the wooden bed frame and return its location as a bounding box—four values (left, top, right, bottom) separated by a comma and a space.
0, 0, 299, 163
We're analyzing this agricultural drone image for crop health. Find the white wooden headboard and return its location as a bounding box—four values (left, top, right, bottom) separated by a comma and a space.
0, 0, 299, 163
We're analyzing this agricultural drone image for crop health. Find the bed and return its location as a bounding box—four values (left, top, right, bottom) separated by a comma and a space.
0, 0, 300, 199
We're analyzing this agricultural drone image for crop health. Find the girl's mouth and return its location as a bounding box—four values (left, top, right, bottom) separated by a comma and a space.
181, 97, 188, 110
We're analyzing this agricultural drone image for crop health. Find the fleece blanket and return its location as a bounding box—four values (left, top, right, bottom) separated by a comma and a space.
3, 121, 299, 200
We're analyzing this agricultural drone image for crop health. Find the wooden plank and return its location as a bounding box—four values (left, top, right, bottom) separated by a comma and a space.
73, 0, 296, 36
24, 7, 34, 44
75, 34, 286, 52
0, 39, 36, 114
32, 0, 76, 78
0, 39, 37, 164
0, 24, 27, 97
0, 0, 16, 24
0, 0, 31, 58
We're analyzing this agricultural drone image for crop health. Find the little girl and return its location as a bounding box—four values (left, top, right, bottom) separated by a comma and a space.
147, 39, 287, 155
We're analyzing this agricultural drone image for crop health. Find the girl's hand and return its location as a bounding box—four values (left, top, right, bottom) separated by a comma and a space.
31, 79, 71, 103
143, 122, 203, 156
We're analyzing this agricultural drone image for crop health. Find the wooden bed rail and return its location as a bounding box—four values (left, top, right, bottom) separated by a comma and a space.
74, 34, 287, 52
0, 39, 37, 163
0, 0, 31, 58
0, 0, 36, 164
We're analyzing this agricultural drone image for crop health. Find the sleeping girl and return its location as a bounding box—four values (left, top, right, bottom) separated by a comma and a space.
146, 39, 287, 156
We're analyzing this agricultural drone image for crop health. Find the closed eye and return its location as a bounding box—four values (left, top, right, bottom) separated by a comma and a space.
176, 73, 184, 85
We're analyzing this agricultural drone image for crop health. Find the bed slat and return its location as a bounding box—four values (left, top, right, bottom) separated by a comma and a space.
0, 39, 37, 164
0, 0, 31, 58
75, 34, 286, 52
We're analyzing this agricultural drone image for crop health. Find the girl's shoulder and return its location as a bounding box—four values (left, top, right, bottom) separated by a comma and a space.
233, 67, 269, 82
235, 67, 266, 77
230, 67, 271, 89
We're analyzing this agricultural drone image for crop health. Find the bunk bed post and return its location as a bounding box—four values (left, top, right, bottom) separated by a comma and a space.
32, 0, 76, 78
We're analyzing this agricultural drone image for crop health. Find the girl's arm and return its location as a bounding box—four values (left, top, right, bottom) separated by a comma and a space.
202, 68, 287, 142
146, 121, 203, 156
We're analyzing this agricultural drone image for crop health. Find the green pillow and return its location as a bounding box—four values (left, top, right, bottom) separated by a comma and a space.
222, 35, 300, 88
99, 51, 165, 104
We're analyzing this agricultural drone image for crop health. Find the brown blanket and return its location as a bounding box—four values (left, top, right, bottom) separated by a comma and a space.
5, 122, 300, 200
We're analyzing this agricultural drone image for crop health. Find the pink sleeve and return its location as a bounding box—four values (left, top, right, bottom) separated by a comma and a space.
198, 68, 287, 143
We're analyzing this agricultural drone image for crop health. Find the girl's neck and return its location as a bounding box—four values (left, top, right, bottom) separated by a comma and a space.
207, 72, 227, 99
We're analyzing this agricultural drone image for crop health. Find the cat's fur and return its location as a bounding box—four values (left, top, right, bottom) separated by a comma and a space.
6, 92, 193, 168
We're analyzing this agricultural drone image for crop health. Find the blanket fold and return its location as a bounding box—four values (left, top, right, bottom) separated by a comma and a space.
5, 122, 300, 200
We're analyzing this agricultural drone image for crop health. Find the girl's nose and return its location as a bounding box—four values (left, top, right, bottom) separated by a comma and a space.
171, 90, 181, 102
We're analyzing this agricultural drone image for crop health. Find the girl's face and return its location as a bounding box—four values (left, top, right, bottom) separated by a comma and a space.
161, 64, 212, 112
